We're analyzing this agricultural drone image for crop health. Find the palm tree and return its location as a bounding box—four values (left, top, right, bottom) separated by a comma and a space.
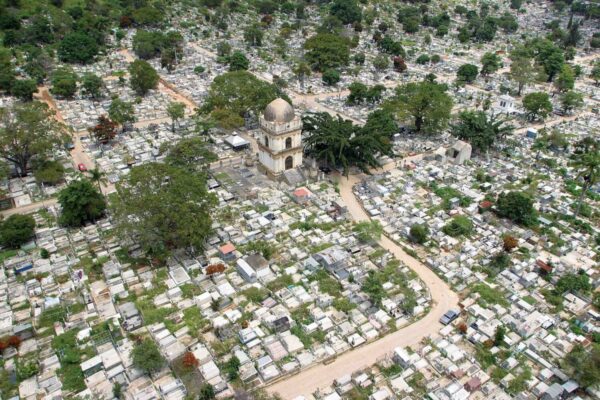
87, 167, 108, 191
570, 137, 599, 218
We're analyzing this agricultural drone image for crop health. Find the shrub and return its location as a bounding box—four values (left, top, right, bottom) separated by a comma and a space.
409, 223, 429, 244
0, 214, 35, 248
442, 215, 473, 237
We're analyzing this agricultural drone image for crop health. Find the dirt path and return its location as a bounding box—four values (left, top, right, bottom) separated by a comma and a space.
266, 165, 459, 399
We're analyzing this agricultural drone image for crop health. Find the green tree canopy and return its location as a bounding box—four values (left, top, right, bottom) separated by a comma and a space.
51, 67, 78, 98
228, 51, 249, 71
409, 224, 429, 244
0, 214, 35, 248
58, 179, 107, 227
385, 80, 453, 134
561, 90, 584, 113
302, 110, 394, 176
0, 101, 63, 176
480, 52, 502, 75
570, 137, 599, 217
522, 92, 553, 121
128, 60, 159, 96
81, 73, 104, 99
201, 71, 290, 127
108, 98, 136, 126
304, 33, 350, 71
161, 137, 217, 172
132, 339, 165, 374
330, 0, 362, 24
58, 32, 98, 64
495, 191, 537, 227
450, 110, 513, 152
563, 344, 600, 388
166, 102, 185, 132
112, 162, 217, 257
456, 63, 479, 84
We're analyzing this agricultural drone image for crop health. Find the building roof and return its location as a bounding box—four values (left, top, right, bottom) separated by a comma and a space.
264, 98, 295, 123
219, 243, 236, 254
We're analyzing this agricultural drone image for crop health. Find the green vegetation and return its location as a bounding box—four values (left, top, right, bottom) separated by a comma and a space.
0, 214, 35, 248
353, 220, 383, 243
58, 180, 107, 227
132, 339, 166, 374
495, 191, 537, 227
471, 283, 509, 307
442, 215, 473, 237
303, 109, 396, 177
112, 163, 216, 258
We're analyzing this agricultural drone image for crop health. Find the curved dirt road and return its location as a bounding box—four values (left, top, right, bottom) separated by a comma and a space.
266, 171, 459, 399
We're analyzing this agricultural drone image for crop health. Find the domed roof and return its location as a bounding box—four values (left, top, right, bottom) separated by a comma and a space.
263, 98, 295, 123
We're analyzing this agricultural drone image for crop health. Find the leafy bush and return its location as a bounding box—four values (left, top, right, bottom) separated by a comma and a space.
132, 339, 165, 374
442, 215, 473, 237
0, 214, 35, 248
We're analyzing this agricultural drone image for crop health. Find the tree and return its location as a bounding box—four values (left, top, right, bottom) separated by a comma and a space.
128, 60, 159, 96
322, 69, 340, 86
58, 179, 106, 227
10, 79, 38, 101
591, 61, 600, 86
302, 111, 393, 176
533, 39, 564, 81
58, 32, 98, 64
456, 63, 479, 84
366, 85, 386, 104
198, 384, 215, 400
222, 356, 241, 380
112, 163, 217, 257
494, 326, 506, 346
304, 33, 350, 71
201, 71, 289, 127
409, 224, 429, 244
132, 339, 165, 374
108, 98, 136, 126
161, 137, 217, 172
495, 191, 537, 227
88, 115, 118, 143
81, 73, 104, 99
330, 0, 362, 24
450, 110, 513, 152
0, 214, 35, 248
166, 102, 185, 132
347, 82, 368, 104
386, 80, 453, 134
244, 23, 263, 46
33, 160, 65, 185
522, 92, 552, 121
0, 102, 62, 176
561, 90, 584, 113
362, 271, 386, 306
87, 167, 107, 190
353, 220, 383, 243
372, 54, 390, 71
480, 52, 502, 75
554, 64, 575, 92
570, 137, 599, 218
51, 68, 78, 98
556, 271, 591, 294
228, 51, 249, 71
292, 62, 311, 91
509, 56, 537, 96
563, 344, 600, 389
